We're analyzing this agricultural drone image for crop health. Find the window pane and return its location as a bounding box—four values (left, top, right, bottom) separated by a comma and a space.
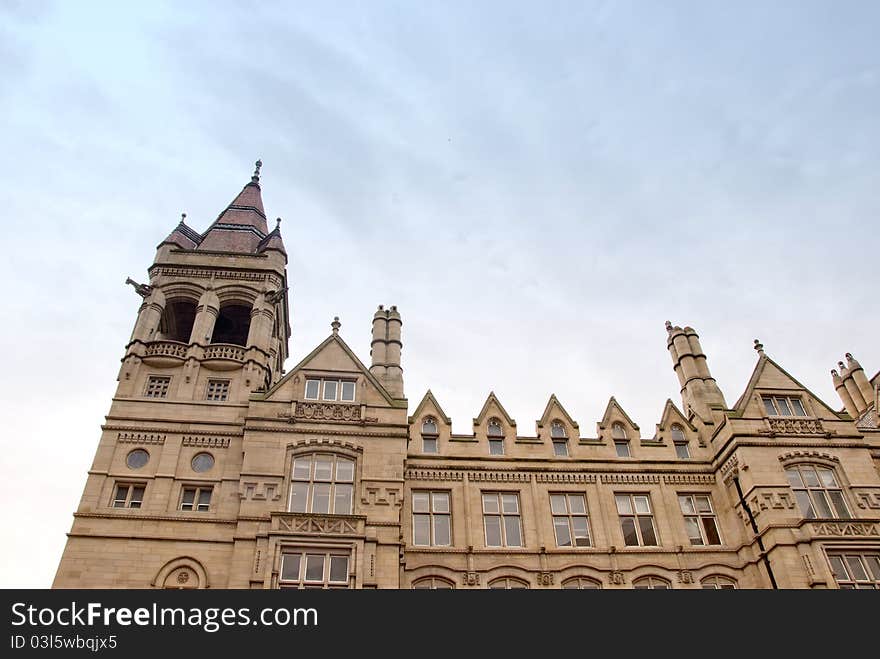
865, 556, 880, 581
702, 518, 721, 545
334, 484, 352, 514
615, 495, 633, 515
292, 457, 311, 481
846, 556, 868, 581
638, 517, 658, 545
314, 457, 332, 481
634, 496, 651, 514
489, 440, 504, 455
786, 468, 803, 488
305, 555, 324, 582
801, 467, 820, 488
504, 516, 523, 546
572, 517, 591, 546
695, 496, 712, 513
290, 482, 309, 513
828, 556, 848, 581
434, 515, 451, 546
422, 438, 438, 453
612, 423, 627, 439
482, 494, 499, 514
312, 484, 330, 513
763, 397, 777, 415
305, 380, 320, 399
488, 422, 503, 437
675, 443, 690, 459
131, 486, 145, 503
550, 495, 567, 515
790, 398, 806, 416
679, 495, 696, 514
197, 489, 211, 508
810, 491, 833, 518
329, 556, 348, 583
671, 425, 685, 442
422, 419, 438, 434
553, 440, 569, 456
615, 441, 630, 457
281, 554, 301, 581
685, 517, 703, 544
413, 514, 431, 545
621, 518, 639, 546
568, 495, 586, 515
828, 491, 850, 519
432, 492, 450, 513
322, 380, 337, 400
775, 397, 792, 416
412, 492, 430, 513
554, 518, 572, 547
114, 486, 128, 507
501, 494, 519, 513
485, 516, 502, 546
551, 422, 566, 438
335, 458, 354, 482
181, 489, 195, 505
340, 381, 356, 402
794, 491, 815, 518
817, 468, 837, 488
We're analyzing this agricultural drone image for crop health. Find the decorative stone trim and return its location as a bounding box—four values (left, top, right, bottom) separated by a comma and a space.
270, 512, 366, 536
291, 401, 368, 423
149, 266, 280, 285
807, 521, 879, 537
765, 418, 828, 436
600, 474, 660, 484
361, 485, 402, 507
610, 570, 625, 585
240, 482, 283, 502
537, 572, 554, 586
677, 569, 694, 584
778, 450, 839, 464
469, 472, 531, 483
117, 432, 166, 445
182, 436, 231, 448
104, 425, 243, 437
463, 571, 480, 586
535, 473, 597, 484
853, 490, 880, 510
287, 438, 363, 453
662, 474, 715, 485
405, 469, 464, 482
73, 512, 237, 524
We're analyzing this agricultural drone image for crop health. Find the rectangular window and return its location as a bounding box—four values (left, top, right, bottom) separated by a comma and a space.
615, 440, 630, 458
827, 552, 880, 589
144, 376, 171, 398
280, 550, 350, 589
482, 492, 523, 547
489, 439, 505, 456
340, 381, 356, 402
615, 493, 658, 546
112, 483, 145, 509
205, 379, 230, 401
550, 493, 591, 547
675, 442, 691, 459
553, 440, 569, 457
289, 454, 355, 515
422, 437, 438, 454
180, 486, 212, 512
304, 378, 356, 402
412, 491, 452, 546
304, 379, 321, 400
762, 395, 808, 417
678, 494, 722, 545
322, 380, 337, 401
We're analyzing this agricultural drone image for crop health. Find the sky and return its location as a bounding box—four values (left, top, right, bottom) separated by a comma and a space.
0, 1, 877, 588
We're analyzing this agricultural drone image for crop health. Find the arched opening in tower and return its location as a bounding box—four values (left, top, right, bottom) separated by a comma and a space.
211, 303, 251, 346
158, 299, 197, 343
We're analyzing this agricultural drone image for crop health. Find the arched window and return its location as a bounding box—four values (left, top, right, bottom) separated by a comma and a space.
421, 417, 438, 454
562, 577, 601, 589
412, 577, 455, 589
487, 419, 504, 455
612, 422, 630, 458
158, 299, 197, 343
671, 424, 690, 459
701, 575, 737, 590
488, 577, 529, 589
785, 464, 850, 519
211, 302, 252, 346
632, 576, 670, 590
289, 453, 355, 515
550, 421, 567, 438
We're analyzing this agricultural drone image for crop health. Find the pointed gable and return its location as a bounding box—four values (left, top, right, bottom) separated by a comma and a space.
597, 396, 639, 440
733, 354, 842, 419
198, 162, 270, 253
257, 220, 287, 257
159, 215, 202, 250
473, 392, 516, 434
409, 390, 452, 426
655, 399, 698, 442
263, 331, 397, 406
536, 394, 579, 440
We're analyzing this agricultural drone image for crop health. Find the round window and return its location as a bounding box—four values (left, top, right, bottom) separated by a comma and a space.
191, 453, 215, 473
126, 449, 150, 469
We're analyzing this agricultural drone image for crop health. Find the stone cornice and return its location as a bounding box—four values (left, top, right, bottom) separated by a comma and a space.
73, 512, 238, 524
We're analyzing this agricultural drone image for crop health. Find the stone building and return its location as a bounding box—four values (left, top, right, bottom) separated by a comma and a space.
53, 165, 880, 589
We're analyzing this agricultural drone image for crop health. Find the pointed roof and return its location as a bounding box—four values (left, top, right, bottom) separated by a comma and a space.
537, 394, 580, 433
598, 396, 640, 432
257, 217, 287, 256
158, 213, 202, 249
198, 160, 270, 253
473, 392, 517, 429
409, 390, 453, 425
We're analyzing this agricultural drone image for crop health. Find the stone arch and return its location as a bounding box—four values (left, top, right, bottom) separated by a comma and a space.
152, 556, 209, 590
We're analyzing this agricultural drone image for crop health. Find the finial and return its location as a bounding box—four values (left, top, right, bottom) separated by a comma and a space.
753, 339, 764, 356
275, 217, 281, 230
831, 369, 840, 377
180, 212, 187, 224
838, 361, 846, 371
331, 316, 341, 334
665, 320, 672, 331
253, 159, 262, 182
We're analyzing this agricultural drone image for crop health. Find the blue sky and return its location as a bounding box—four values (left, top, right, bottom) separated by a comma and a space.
0, 1, 877, 587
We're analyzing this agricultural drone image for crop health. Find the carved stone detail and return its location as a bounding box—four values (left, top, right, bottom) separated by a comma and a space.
600, 474, 660, 484
610, 570, 625, 585
535, 473, 596, 483
361, 486, 402, 507
677, 569, 694, 584
778, 450, 839, 464
808, 521, 879, 537
405, 469, 464, 482
292, 402, 365, 423
538, 572, 554, 586
463, 571, 480, 586
271, 513, 365, 536
748, 490, 796, 515
766, 418, 828, 436
663, 474, 715, 485
117, 432, 166, 445
182, 436, 230, 448
240, 482, 283, 502
853, 490, 880, 510
469, 472, 530, 483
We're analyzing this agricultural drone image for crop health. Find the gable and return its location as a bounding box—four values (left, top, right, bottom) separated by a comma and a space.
734, 356, 841, 419
657, 399, 695, 433
409, 390, 452, 426
473, 392, 517, 432
598, 397, 640, 434
537, 394, 579, 439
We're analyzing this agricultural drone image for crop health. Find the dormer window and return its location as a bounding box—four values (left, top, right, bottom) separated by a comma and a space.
550, 421, 569, 456
488, 419, 504, 455
305, 378, 356, 402
421, 417, 439, 454
612, 422, 630, 458
671, 424, 690, 459
762, 395, 807, 417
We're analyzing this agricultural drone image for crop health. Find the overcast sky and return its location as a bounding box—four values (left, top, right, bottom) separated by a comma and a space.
1, 1, 877, 588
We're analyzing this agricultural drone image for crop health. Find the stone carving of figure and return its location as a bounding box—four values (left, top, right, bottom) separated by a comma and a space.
125, 277, 154, 298
264, 287, 288, 304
